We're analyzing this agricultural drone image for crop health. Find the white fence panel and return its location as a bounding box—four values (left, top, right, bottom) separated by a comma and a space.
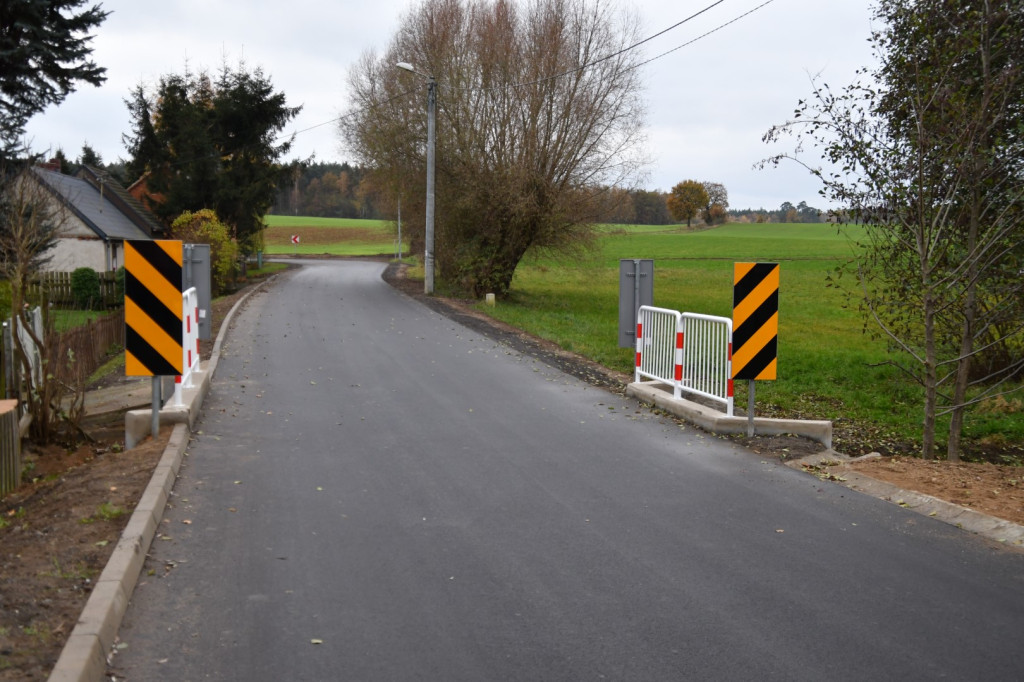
634, 306, 734, 416
679, 313, 734, 416
634, 306, 681, 392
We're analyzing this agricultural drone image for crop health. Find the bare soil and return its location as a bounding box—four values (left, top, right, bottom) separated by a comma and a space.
845, 456, 1024, 526
263, 225, 391, 247
0, 427, 171, 680
1, 260, 1021, 679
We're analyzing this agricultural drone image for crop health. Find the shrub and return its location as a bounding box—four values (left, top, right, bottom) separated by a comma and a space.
0, 280, 12, 320
70, 267, 101, 310
169, 209, 240, 295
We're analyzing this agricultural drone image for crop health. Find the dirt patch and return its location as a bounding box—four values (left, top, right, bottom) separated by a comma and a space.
842, 456, 1024, 526
264, 225, 390, 246
0, 426, 171, 680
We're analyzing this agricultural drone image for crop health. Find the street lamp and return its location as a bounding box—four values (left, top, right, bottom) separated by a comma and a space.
396, 62, 436, 295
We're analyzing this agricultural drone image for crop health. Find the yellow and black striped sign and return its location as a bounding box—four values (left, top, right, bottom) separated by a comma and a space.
125, 240, 183, 377
732, 262, 779, 381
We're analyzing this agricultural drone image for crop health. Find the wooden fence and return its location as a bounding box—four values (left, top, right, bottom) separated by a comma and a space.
28, 271, 122, 309
0, 400, 18, 497
50, 308, 125, 386
0, 309, 125, 496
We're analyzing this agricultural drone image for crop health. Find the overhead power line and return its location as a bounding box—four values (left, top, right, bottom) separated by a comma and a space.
278, 1, 776, 148
632, 0, 775, 72
498, 0, 729, 91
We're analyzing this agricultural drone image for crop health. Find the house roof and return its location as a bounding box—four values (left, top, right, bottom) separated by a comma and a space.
30, 166, 153, 242
77, 166, 166, 237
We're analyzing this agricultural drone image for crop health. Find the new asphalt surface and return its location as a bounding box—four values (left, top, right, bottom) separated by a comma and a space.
102, 259, 1023, 681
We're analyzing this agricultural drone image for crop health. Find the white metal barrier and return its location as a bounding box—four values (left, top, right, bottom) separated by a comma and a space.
634, 306, 681, 391
635, 306, 734, 416
679, 312, 734, 415
173, 287, 200, 407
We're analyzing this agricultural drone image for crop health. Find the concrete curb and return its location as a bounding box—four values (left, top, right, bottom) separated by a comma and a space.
626, 380, 833, 448
47, 277, 274, 682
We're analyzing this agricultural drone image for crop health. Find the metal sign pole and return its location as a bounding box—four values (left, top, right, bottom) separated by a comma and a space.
747, 380, 756, 437
151, 376, 161, 440
633, 259, 641, 328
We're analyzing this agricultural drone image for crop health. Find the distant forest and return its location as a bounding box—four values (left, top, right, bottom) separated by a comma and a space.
48, 150, 825, 226
269, 162, 827, 225
270, 162, 385, 220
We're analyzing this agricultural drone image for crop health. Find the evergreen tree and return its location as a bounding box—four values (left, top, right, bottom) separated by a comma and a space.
0, 0, 108, 156
125, 63, 301, 251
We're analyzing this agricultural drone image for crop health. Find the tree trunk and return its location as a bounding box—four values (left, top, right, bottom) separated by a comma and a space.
947, 189, 983, 462
921, 288, 938, 459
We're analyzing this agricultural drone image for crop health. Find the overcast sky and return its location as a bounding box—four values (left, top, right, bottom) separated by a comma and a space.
22, 0, 876, 211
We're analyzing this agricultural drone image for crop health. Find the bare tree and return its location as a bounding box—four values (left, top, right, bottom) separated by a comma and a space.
0, 165, 71, 443
764, 0, 1024, 460
341, 0, 647, 297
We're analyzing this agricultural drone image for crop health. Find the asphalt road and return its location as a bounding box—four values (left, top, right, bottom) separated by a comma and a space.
112, 260, 1024, 681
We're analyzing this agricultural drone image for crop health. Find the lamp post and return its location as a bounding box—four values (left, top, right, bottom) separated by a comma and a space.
396, 62, 436, 294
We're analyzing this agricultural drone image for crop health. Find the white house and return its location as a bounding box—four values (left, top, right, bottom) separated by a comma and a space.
27, 165, 164, 272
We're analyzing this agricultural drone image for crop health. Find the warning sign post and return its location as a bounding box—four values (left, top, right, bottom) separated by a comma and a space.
732, 262, 779, 435
125, 240, 184, 437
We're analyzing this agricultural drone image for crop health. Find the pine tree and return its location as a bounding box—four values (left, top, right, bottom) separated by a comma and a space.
124, 63, 301, 250
0, 0, 108, 156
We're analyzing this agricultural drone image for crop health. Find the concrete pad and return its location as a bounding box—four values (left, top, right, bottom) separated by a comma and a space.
124, 367, 212, 449
627, 380, 833, 448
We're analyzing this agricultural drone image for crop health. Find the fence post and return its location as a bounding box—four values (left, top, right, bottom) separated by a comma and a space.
0, 399, 20, 497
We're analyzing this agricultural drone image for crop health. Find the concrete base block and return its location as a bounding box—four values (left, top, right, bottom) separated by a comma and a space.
627, 381, 833, 449
124, 366, 210, 449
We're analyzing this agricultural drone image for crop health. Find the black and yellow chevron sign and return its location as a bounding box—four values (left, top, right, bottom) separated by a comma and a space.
125, 240, 183, 377
732, 262, 779, 381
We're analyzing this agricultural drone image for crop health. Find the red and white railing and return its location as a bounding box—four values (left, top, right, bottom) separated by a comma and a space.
635, 305, 734, 416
